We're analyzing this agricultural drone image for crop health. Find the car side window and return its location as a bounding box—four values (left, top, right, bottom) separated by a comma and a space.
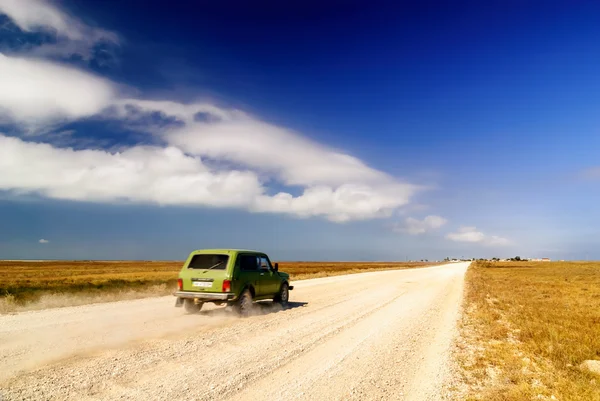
239, 254, 258, 271
259, 256, 271, 270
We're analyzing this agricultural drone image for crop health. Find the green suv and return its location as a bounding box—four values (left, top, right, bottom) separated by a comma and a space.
174, 249, 293, 315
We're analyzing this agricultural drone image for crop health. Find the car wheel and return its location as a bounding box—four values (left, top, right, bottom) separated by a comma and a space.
274, 283, 289, 306
184, 299, 203, 314
236, 289, 254, 317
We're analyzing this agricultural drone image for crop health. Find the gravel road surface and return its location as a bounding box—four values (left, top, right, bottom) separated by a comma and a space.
0, 262, 469, 400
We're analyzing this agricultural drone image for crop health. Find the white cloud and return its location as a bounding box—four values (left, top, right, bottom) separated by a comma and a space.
446, 226, 485, 243
394, 215, 447, 235
0, 5, 421, 223
0, 134, 416, 222
446, 226, 510, 246
0, 135, 264, 208
0, 68, 419, 221
0, 54, 116, 128
114, 99, 402, 187
0, 0, 118, 59
38, 239, 49, 244
253, 184, 412, 223
487, 235, 511, 246
108, 99, 420, 221
0, 61, 419, 221
1, 0, 94, 40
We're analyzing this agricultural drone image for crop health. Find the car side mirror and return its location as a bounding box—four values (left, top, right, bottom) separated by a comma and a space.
274, 262, 279, 272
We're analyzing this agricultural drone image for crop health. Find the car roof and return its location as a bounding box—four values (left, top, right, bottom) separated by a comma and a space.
190, 249, 264, 255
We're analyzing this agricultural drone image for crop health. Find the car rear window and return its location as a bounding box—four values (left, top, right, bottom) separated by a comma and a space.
187, 254, 229, 270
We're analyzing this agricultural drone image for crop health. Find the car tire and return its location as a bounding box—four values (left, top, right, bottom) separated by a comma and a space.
184, 299, 203, 314
274, 282, 289, 306
236, 289, 254, 317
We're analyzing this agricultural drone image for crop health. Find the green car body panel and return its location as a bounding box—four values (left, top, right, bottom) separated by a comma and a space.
173, 249, 293, 307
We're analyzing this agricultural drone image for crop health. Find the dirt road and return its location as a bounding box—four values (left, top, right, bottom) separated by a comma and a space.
0, 262, 469, 400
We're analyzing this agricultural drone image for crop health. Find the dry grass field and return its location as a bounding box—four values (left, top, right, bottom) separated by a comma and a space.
455, 260, 600, 401
0, 259, 432, 312
0, 260, 182, 299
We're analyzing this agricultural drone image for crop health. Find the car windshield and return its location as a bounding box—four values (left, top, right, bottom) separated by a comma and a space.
187, 254, 229, 270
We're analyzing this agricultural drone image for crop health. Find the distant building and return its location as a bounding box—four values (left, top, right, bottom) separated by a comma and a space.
541, 258, 551, 262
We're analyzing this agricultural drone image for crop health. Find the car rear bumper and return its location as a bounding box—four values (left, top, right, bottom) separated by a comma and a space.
173, 291, 236, 301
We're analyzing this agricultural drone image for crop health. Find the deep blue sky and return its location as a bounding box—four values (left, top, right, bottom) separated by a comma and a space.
1, 0, 599, 260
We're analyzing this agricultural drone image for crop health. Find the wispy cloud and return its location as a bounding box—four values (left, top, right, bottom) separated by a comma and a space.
0, 134, 264, 207
0, 54, 116, 129
38, 238, 49, 244
446, 226, 510, 246
0, 0, 119, 60
0, 0, 420, 223
580, 167, 600, 180
393, 215, 447, 235
0, 124, 416, 222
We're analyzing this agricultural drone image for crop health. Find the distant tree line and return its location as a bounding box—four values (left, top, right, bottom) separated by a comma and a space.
474, 256, 525, 262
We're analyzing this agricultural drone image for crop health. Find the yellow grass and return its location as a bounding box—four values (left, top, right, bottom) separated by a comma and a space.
0, 260, 432, 311
455, 261, 600, 400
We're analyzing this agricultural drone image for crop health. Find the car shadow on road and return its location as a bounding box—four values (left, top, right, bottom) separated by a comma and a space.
254, 301, 308, 314
197, 301, 308, 317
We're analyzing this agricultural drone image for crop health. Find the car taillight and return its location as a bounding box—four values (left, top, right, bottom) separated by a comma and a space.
177, 278, 183, 291
222, 280, 231, 293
